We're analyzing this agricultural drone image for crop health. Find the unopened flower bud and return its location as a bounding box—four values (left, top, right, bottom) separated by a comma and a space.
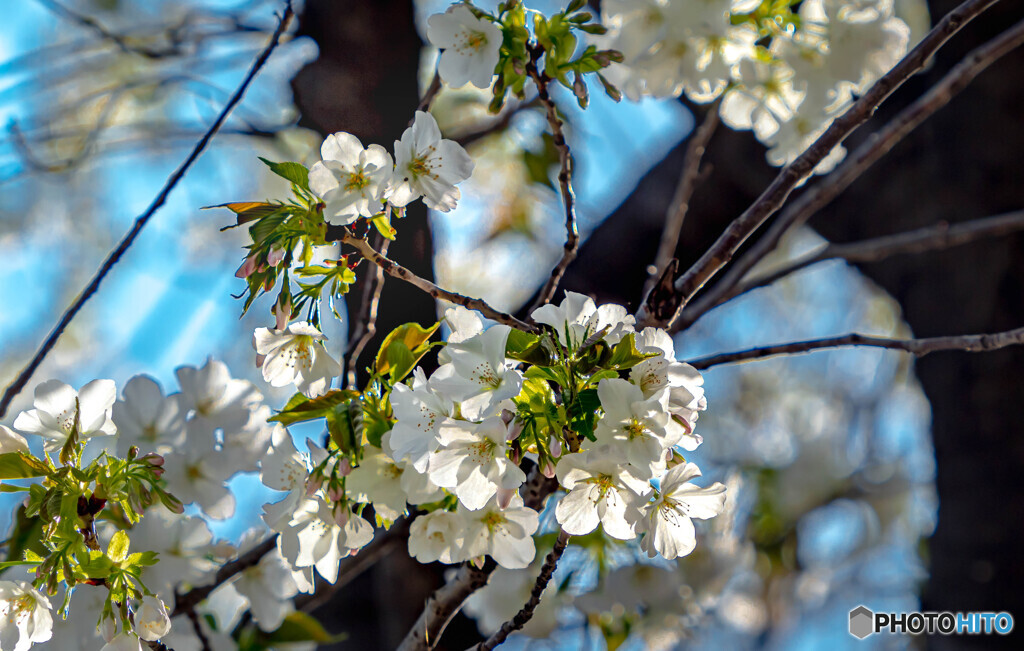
336, 458, 353, 477
140, 453, 164, 467
332, 506, 350, 528
100, 616, 117, 643
305, 474, 323, 497
542, 461, 556, 478
328, 484, 345, 502
549, 435, 563, 457
134, 595, 172, 641
235, 255, 258, 279
506, 419, 524, 442
267, 244, 286, 267
274, 297, 291, 330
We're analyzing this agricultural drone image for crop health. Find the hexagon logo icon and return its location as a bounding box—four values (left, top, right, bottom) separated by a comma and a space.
849, 605, 874, 640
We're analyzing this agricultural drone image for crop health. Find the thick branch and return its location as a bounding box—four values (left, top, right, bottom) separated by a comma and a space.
329, 226, 539, 333
397, 469, 559, 651
526, 47, 579, 313
676, 15, 1024, 329
0, 1, 294, 420
664, 0, 1000, 327
172, 535, 278, 617
639, 101, 719, 320
473, 529, 571, 651
721, 209, 1024, 304
687, 326, 1024, 370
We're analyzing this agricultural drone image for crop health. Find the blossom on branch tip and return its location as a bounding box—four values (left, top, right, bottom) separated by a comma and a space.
388, 111, 474, 213
555, 448, 651, 540
254, 322, 341, 398
459, 494, 539, 569
309, 132, 394, 223
133, 595, 171, 641
431, 324, 523, 420
428, 416, 526, 510
636, 462, 726, 559
0, 581, 52, 651
427, 4, 503, 89
13, 378, 116, 454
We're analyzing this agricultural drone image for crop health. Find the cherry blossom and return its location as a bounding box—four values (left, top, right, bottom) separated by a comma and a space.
0, 581, 53, 651
254, 321, 341, 398
111, 375, 185, 456
0, 425, 29, 454
132, 596, 171, 641
427, 4, 503, 89
431, 325, 523, 420
636, 462, 727, 559
459, 494, 539, 569
429, 416, 526, 510
555, 448, 651, 539
594, 378, 681, 479
276, 498, 373, 584
13, 379, 116, 454
388, 367, 455, 472
387, 110, 474, 212
408, 509, 465, 564
308, 132, 393, 222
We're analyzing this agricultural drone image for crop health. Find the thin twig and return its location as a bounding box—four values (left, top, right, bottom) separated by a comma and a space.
172, 535, 278, 617
474, 530, 571, 651
0, 1, 294, 420
184, 606, 213, 651
346, 232, 390, 388
717, 209, 1024, 304
639, 101, 719, 319
676, 16, 1024, 330
687, 326, 1024, 370
526, 45, 578, 314
328, 225, 540, 333
396, 468, 559, 651
662, 0, 1000, 329
416, 69, 444, 116
37, 0, 185, 59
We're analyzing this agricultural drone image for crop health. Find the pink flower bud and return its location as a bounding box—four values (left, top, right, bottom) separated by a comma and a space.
305, 474, 323, 497
549, 435, 563, 457
511, 446, 521, 465
500, 409, 515, 426
267, 244, 286, 267
274, 297, 291, 330
141, 453, 164, 467
542, 461, 556, 478
235, 255, 258, 279
328, 484, 345, 502
496, 487, 515, 510
506, 419, 524, 442
337, 458, 353, 477
332, 506, 350, 528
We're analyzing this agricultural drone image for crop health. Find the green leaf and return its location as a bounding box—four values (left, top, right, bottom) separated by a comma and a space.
125, 550, 159, 568
261, 611, 342, 644
603, 333, 658, 371
374, 322, 440, 380
259, 158, 310, 191
269, 390, 360, 426
57, 490, 80, 537
505, 330, 554, 366
205, 202, 283, 228
107, 530, 130, 563
0, 453, 49, 479
370, 213, 397, 240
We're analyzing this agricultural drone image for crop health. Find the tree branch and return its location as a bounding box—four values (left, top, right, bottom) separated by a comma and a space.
345, 232, 390, 388
639, 101, 719, 320
675, 15, 1024, 329
526, 46, 579, 313
0, 0, 294, 420
718, 209, 1024, 304
687, 326, 1024, 370
172, 535, 278, 617
662, 0, 1000, 329
473, 529, 571, 651
328, 225, 539, 333
396, 468, 559, 651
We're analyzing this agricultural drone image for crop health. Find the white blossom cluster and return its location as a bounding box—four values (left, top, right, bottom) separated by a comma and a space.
308, 110, 474, 221
600, 0, 915, 173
